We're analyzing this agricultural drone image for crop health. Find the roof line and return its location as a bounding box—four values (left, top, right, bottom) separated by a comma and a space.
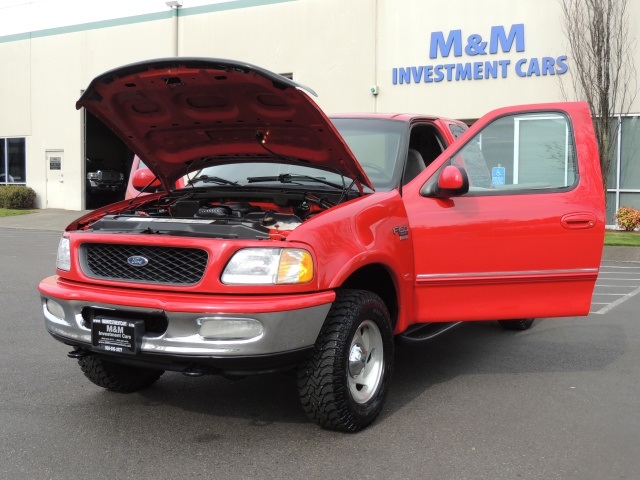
0, 0, 297, 44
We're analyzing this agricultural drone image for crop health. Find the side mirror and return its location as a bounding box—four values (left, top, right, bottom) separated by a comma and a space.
132, 168, 161, 191
421, 165, 469, 198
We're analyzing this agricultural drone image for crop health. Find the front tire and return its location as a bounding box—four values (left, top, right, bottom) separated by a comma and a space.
297, 290, 394, 432
78, 356, 164, 393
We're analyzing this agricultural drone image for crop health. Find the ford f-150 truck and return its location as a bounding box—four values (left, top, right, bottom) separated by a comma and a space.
39, 58, 604, 432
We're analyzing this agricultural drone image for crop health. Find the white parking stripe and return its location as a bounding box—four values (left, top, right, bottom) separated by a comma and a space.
592, 286, 640, 315
590, 261, 640, 314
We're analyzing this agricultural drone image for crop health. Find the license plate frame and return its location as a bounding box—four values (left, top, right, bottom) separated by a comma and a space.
91, 317, 144, 355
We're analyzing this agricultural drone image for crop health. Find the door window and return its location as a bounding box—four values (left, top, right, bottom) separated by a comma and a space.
449, 113, 576, 194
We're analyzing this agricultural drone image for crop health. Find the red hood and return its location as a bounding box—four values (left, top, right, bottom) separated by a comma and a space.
77, 58, 373, 190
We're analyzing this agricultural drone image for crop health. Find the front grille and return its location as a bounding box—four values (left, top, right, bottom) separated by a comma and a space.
98, 171, 120, 181
81, 244, 209, 285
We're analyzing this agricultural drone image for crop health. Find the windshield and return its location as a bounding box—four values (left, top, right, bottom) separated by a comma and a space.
332, 118, 405, 190
184, 118, 405, 191
185, 162, 348, 189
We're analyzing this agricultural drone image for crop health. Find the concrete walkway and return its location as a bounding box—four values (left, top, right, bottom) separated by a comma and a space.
0, 209, 91, 231
1, 208, 638, 263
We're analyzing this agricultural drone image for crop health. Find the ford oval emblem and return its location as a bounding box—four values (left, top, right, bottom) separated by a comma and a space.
127, 255, 149, 267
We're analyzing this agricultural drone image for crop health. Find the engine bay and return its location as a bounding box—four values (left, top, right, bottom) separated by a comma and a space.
87, 189, 341, 239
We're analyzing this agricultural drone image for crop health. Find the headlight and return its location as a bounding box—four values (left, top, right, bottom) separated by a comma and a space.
56, 236, 71, 271
221, 248, 313, 285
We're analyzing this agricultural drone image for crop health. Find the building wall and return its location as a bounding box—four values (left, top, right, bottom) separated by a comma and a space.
377, 0, 571, 118
179, 0, 377, 113
0, 0, 638, 210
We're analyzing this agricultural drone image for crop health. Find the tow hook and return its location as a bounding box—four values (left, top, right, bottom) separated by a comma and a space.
67, 347, 90, 359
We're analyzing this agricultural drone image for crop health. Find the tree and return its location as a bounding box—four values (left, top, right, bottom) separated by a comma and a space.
559, 0, 638, 197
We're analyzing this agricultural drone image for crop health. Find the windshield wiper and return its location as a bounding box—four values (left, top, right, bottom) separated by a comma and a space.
246, 173, 344, 190
187, 175, 239, 186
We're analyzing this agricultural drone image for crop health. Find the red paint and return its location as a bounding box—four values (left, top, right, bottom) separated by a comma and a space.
41, 59, 604, 342
39, 275, 335, 314
77, 58, 373, 191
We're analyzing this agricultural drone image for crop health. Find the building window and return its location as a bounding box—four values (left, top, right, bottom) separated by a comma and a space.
0, 138, 26, 185
606, 115, 640, 226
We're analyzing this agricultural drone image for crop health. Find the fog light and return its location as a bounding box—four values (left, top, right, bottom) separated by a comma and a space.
199, 318, 264, 341
46, 299, 65, 319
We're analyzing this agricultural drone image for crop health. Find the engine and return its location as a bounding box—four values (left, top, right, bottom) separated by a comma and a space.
88, 199, 307, 240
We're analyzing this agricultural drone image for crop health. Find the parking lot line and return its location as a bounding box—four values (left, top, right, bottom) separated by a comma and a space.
590, 261, 640, 314
592, 286, 640, 315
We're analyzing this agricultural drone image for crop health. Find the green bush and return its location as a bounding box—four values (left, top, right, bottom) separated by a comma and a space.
615, 206, 640, 232
0, 185, 37, 209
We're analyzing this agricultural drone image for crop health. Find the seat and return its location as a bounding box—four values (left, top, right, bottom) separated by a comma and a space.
402, 149, 426, 185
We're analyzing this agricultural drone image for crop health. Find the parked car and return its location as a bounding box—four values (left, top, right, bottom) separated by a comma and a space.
86, 158, 125, 192
39, 58, 604, 432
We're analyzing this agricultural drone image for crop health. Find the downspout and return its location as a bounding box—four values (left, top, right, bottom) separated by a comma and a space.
373, 0, 378, 113
166, 1, 182, 56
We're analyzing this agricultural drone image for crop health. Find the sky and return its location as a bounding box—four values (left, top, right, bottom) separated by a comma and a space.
0, 0, 235, 37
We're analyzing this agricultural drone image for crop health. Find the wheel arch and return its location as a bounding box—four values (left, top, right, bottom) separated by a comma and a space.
338, 263, 399, 329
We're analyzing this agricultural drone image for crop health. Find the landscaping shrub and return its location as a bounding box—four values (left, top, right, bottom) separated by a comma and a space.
0, 185, 37, 209
615, 206, 640, 232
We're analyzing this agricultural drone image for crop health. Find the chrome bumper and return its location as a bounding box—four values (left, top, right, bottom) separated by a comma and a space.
41, 296, 331, 357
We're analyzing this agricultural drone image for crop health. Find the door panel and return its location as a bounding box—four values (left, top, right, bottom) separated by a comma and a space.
403, 102, 604, 324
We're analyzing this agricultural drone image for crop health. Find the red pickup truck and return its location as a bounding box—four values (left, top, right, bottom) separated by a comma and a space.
39, 58, 604, 432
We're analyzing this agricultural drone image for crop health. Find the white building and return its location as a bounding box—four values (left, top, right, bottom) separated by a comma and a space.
0, 0, 638, 223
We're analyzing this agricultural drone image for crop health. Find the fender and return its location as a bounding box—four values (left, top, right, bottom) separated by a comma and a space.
288, 190, 416, 331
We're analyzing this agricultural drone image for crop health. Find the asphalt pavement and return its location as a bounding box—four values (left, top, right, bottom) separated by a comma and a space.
1, 212, 639, 480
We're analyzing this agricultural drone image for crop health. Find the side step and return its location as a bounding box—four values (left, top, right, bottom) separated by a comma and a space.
397, 322, 462, 344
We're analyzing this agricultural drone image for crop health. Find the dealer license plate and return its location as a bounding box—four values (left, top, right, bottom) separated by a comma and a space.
91, 318, 144, 355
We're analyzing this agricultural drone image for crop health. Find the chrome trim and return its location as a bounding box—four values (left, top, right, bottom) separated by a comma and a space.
416, 268, 599, 281
41, 296, 331, 356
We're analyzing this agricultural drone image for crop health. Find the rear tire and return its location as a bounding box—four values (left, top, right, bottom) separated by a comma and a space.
498, 318, 535, 331
78, 356, 164, 393
297, 289, 394, 432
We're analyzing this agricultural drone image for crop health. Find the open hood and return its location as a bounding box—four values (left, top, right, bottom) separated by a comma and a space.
77, 58, 373, 191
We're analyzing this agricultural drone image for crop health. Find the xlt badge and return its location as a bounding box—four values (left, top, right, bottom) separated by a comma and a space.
392, 226, 409, 240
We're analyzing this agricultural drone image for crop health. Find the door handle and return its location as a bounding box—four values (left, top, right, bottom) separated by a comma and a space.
561, 213, 596, 230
